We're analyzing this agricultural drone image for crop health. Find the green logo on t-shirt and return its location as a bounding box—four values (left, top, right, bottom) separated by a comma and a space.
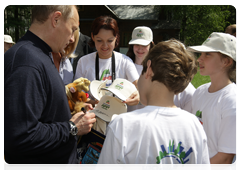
196, 110, 203, 125
156, 140, 193, 164
196, 110, 202, 118
100, 69, 110, 80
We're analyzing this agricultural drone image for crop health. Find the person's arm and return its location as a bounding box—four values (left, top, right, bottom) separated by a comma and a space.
123, 56, 140, 106
123, 80, 140, 106
210, 152, 235, 164
132, 79, 138, 88
4, 67, 72, 155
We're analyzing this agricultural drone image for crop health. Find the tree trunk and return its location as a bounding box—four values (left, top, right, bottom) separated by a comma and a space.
14, 7, 19, 42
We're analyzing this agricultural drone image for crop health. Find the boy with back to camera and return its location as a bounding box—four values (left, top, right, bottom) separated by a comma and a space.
98, 39, 210, 164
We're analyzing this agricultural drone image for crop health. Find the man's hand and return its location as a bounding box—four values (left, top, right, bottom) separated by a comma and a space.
70, 111, 96, 136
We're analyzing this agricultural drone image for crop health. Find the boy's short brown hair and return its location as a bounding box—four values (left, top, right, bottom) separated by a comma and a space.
142, 39, 197, 94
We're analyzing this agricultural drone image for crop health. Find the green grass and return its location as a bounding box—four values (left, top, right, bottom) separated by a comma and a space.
191, 69, 211, 89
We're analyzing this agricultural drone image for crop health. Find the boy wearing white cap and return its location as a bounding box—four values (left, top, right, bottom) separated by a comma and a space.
188, 32, 236, 164
4, 34, 15, 53
98, 39, 209, 164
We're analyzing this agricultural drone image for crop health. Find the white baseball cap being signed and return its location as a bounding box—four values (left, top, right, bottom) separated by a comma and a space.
90, 80, 108, 101
187, 32, 236, 61
89, 95, 127, 122
101, 78, 137, 101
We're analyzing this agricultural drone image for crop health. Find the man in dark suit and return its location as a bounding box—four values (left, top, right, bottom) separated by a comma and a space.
72, 32, 96, 75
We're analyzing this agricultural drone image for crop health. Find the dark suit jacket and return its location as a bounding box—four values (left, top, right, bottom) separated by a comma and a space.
72, 32, 96, 75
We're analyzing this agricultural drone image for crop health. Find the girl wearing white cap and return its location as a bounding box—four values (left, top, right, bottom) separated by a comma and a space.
126, 26, 154, 111
127, 26, 196, 113
188, 32, 236, 164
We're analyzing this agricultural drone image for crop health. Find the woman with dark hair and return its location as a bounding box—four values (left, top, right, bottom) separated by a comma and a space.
74, 16, 139, 106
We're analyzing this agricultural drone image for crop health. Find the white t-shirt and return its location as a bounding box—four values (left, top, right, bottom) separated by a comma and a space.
134, 63, 143, 75
192, 82, 236, 158
74, 51, 138, 84
174, 83, 196, 113
98, 106, 209, 164
127, 64, 196, 113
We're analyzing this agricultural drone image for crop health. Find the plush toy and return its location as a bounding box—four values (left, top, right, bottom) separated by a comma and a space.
65, 77, 91, 115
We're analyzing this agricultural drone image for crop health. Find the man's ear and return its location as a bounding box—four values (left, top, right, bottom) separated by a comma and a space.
51, 11, 62, 28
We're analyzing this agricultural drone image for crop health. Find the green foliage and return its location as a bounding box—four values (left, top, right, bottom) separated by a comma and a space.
159, 5, 233, 88
160, 5, 235, 46
4, 5, 33, 42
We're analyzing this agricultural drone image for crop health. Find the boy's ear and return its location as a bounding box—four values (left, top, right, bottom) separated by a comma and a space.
145, 60, 153, 78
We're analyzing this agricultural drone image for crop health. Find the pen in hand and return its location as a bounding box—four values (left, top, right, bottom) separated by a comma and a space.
81, 107, 86, 114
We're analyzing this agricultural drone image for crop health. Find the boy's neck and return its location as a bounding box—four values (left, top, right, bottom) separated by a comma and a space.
146, 82, 177, 108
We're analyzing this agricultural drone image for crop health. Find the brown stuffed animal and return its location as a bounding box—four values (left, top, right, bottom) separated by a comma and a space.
65, 77, 91, 115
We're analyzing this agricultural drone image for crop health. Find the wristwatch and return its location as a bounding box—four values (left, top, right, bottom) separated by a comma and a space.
69, 121, 78, 136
